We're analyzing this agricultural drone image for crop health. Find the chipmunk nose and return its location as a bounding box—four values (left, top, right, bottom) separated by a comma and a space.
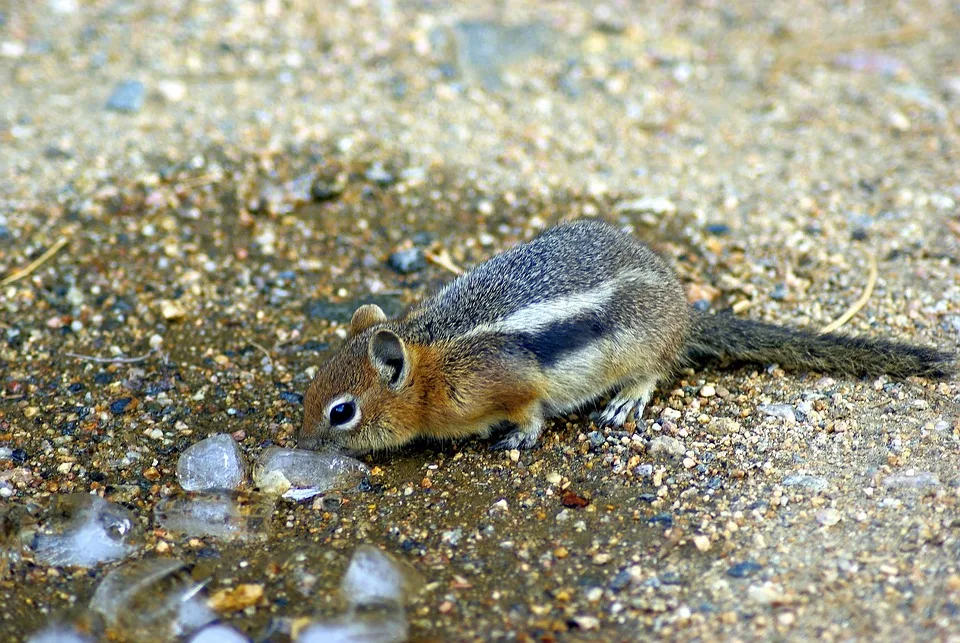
295, 426, 321, 450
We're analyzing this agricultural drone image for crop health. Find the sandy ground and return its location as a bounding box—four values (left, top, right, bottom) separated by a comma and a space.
2, 0, 960, 640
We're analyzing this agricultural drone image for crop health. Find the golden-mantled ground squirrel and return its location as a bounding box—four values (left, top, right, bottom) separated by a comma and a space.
298, 220, 953, 453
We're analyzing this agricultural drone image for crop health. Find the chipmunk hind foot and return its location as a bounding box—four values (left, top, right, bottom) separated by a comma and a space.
598, 376, 657, 427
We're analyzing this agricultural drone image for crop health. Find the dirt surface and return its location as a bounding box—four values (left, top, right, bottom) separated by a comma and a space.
2, 1, 960, 641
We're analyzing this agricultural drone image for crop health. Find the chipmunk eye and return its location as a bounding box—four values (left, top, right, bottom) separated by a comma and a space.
329, 401, 356, 427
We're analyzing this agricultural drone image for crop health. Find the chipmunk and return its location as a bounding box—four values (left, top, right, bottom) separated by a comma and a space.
297, 220, 953, 453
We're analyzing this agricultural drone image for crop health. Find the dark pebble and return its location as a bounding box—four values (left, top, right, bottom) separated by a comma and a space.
649, 513, 674, 528
10, 448, 27, 464
586, 431, 605, 447
388, 248, 426, 274
106, 80, 146, 113
310, 178, 344, 201
727, 561, 762, 578
609, 569, 633, 592
110, 397, 133, 414
660, 571, 683, 585
637, 493, 657, 503
68, 382, 85, 393
705, 223, 731, 235
93, 372, 114, 385
279, 391, 303, 405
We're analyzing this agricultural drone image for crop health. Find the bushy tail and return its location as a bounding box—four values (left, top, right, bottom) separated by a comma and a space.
684, 310, 954, 378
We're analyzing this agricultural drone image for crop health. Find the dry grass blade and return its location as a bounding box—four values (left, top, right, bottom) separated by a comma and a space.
0, 237, 69, 287
424, 249, 464, 275
820, 253, 879, 334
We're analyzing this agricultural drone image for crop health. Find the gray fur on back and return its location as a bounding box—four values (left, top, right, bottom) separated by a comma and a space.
403, 220, 673, 340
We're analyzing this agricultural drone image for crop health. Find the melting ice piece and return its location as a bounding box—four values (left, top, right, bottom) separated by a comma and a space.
253, 448, 369, 500
26, 610, 103, 643
177, 434, 248, 491
296, 605, 409, 643
27, 626, 94, 643
341, 545, 425, 609
27, 493, 141, 567
188, 623, 251, 643
154, 490, 275, 541
90, 557, 216, 642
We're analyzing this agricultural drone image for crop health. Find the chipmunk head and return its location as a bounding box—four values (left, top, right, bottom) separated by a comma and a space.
298, 304, 420, 454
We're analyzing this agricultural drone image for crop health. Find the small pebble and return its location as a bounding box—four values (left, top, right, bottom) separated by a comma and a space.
106, 80, 146, 113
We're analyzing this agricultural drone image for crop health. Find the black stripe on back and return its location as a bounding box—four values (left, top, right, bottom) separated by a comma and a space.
516, 314, 609, 367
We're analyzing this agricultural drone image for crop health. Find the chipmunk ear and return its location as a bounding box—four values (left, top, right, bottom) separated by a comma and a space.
369, 329, 409, 388
350, 304, 388, 336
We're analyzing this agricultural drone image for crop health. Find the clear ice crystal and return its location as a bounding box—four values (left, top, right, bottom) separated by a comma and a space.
176, 433, 247, 491
27, 493, 140, 567
90, 557, 216, 642
154, 490, 275, 541
253, 447, 369, 500
341, 545, 425, 609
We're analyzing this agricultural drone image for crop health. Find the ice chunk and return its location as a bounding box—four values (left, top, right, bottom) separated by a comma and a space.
177, 434, 247, 491
27, 493, 140, 567
188, 624, 251, 643
90, 557, 216, 641
154, 490, 275, 541
253, 448, 369, 500
27, 626, 94, 643
341, 545, 425, 609
297, 606, 409, 643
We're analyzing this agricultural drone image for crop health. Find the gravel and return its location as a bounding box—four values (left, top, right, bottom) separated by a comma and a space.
2, 0, 959, 641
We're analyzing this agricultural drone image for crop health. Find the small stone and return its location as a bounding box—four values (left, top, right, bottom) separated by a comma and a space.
699, 385, 716, 398
783, 474, 828, 493
692, 535, 711, 552
489, 499, 509, 515
592, 553, 611, 565
508, 449, 520, 462
545, 472, 562, 484
109, 398, 133, 414
758, 404, 796, 424
778, 612, 796, 627
727, 561, 762, 578
882, 471, 941, 490
660, 408, 682, 421
817, 508, 841, 527
614, 196, 677, 215
887, 110, 911, 131
160, 299, 187, 321
682, 457, 696, 469
387, 248, 426, 274
648, 436, 685, 458
106, 80, 146, 113
570, 615, 600, 630
208, 584, 264, 612
748, 582, 785, 605
554, 547, 569, 559
177, 434, 247, 492
560, 490, 590, 508
156, 79, 187, 103
365, 162, 395, 185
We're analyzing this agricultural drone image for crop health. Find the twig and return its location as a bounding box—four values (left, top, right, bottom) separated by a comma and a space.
424, 249, 464, 275
247, 339, 274, 367
64, 350, 155, 364
820, 253, 879, 334
0, 237, 69, 287
773, 24, 926, 73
